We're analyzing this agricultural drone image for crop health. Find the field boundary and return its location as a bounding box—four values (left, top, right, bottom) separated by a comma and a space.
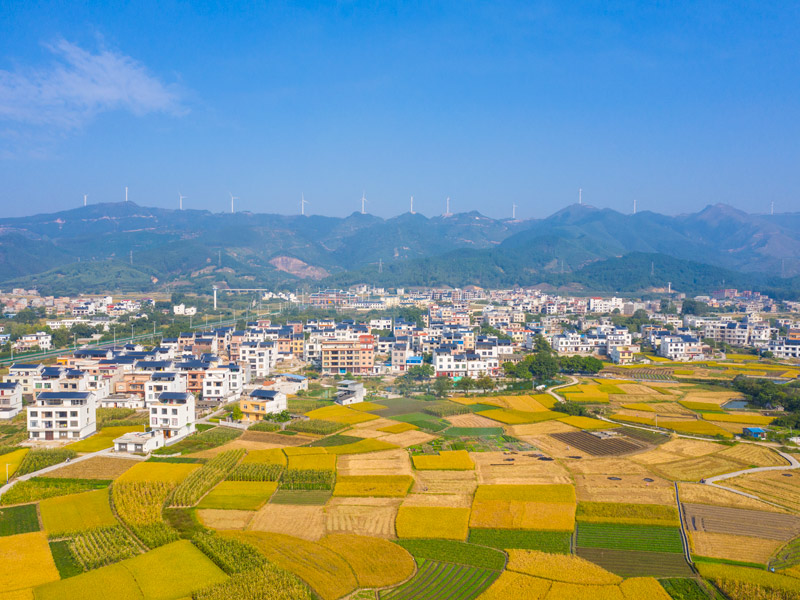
674, 482, 695, 570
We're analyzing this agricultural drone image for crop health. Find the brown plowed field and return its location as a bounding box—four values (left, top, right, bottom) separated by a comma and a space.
550, 431, 647, 456
575, 547, 693, 577
682, 502, 800, 541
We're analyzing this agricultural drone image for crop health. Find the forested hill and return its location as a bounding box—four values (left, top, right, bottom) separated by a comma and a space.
1, 201, 799, 296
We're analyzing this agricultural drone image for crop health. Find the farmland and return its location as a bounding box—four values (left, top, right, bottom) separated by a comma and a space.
0, 476, 111, 505
334, 475, 414, 497
468, 528, 571, 553
396, 506, 471, 540
47, 456, 139, 480
576, 522, 684, 553
66, 426, 141, 452
0, 531, 60, 593
550, 431, 647, 456
412, 450, 475, 470
0, 503, 39, 536
379, 559, 499, 600
681, 503, 800, 540
197, 481, 278, 510
40, 489, 117, 534
65, 525, 141, 570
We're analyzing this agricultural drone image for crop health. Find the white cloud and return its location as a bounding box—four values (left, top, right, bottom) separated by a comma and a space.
0, 39, 184, 129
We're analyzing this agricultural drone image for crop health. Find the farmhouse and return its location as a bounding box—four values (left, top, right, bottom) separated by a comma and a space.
242, 389, 288, 421
27, 390, 97, 440
335, 380, 366, 406
114, 429, 164, 453
0, 381, 22, 419
743, 427, 768, 440
149, 391, 196, 442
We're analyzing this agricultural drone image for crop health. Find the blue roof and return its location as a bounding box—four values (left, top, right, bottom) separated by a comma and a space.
38, 392, 90, 399
0, 382, 19, 389
158, 392, 191, 401
151, 372, 179, 380
250, 389, 280, 399
744, 427, 767, 433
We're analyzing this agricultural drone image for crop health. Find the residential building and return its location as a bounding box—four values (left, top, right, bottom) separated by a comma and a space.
6, 363, 45, 396
149, 392, 195, 441
321, 335, 375, 375
27, 391, 96, 440
0, 382, 22, 419
241, 389, 288, 421
335, 380, 366, 405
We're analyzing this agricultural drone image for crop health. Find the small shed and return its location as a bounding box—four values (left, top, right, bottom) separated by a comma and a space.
743, 427, 767, 440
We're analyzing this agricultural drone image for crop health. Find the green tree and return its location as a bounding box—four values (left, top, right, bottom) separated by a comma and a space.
433, 376, 452, 398
231, 404, 243, 420
529, 352, 559, 382
476, 375, 495, 394
456, 376, 475, 395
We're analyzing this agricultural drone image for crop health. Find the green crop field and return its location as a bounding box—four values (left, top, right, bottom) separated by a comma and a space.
395, 539, 506, 570
576, 522, 684, 553
468, 529, 571, 553
197, 481, 278, 510
392, 412, 450, 432
269, 489, 332, 505
0, 477, 110, 505
576, 547, 694, 578
659, 577, 725, 599
0, 503, 40, 536
440, 427, 504, 438
379, 558, 499, 600
49, 540, 84, 578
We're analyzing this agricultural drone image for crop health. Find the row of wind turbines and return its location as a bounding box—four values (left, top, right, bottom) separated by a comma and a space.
81, 187, 735, 219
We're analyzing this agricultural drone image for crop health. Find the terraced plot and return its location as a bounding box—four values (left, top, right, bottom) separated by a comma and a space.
576, 522, 684, 553
682, 503, 800, 541
380, 558, 499, 600
550, 431, 646, 456
576, 547, 693, 577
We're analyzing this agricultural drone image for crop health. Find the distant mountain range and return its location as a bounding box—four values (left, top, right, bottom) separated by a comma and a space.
0, 202, 798, 297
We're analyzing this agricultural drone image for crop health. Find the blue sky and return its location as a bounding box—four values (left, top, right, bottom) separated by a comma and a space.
0, 2, 798, 218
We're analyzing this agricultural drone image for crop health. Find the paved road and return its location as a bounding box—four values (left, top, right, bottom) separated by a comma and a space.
546, 376, 578, 403
0, 446, 118, 501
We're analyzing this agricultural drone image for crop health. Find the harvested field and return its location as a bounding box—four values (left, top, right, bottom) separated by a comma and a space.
412, 470, 477, 495
726, 470, 800, 512
575, 547, 693, 578
508, 420, 577, 436
690, 531, 781, 564
401, 493, 472, 508
242, 448, 287, 465
573, 473, 675, 505
633, 437, 722, 461
336, 448, 413, 477
324, 497, 401, 538
445, 413, 502, 428
680, 392, 743, 406
682, 502, 800, 540
651, 455, 742, 481
718, 443, 787, 467
576, 502, 680, 526
318, 533, 415, 588
196, 508, 254, 529
248, 504, 326, 540
472, 451, 571, 486
45, 456, 138, 480
558, 416, 616, 430
677, 482, 788, 513
378, 422, 418, 434
225, 531, 356, 600
477, 409, 561, 425
550, 431, 647, 456
564, 456, 657, 476
396, 506, 470, 540
306, 404, 379, 424
381, 430, 438, 447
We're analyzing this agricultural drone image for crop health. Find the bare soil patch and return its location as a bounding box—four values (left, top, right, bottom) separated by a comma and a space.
248, 504, 326, 540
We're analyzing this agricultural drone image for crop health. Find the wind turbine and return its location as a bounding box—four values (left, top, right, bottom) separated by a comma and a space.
301, 193, 309, 216
444, 197, 451, 217
179, 192, 187, 210
361, 192, 367, 215
410, 196, 415, 214
229, 192, 238, 214
512, 203, 517, 219
83, 194, 87, 207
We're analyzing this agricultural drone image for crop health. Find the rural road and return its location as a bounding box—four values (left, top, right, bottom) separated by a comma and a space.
546, 376, 578, 403
0, 446, 116, 502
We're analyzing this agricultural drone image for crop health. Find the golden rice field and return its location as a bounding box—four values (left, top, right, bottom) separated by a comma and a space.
395, 506, 470, 540
651, 455, 742, 481
726, 470, 800, 512
544, 582, 624, 599
0, 531, 60, 593
619, 578, 672, 600
377, 422, 418, 434
493, 395, 550, 412
474, 484, 576, 503
557, 416, 612, 430
116, 461, 199, 483
325, 439, 397, 455
242, 448, 288, 465
401, 492, 472, 508
40, 489, 117, 534
198, 481, 278, 510
506, 549, 622, 584
333, 475, 414, 497
717, 443, 787, 467
225, 531, 358, 600
479, 571, 552, 600
620, 403, 656, 412
412, 450, 475, 471
317, 534, 415, 588
305, 405, 379, 424
689, 531, 781, 565
705, 413, 775, 425
696, 563, 800, 597
411, 469, 477, 495
287, 452, 336, 471
65, 426, 142, 452
470, 499, 576, 531
0, 449, 28, 478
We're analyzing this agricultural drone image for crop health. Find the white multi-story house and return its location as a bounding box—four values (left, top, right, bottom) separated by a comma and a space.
149, 391, 195, 442
0, 382, 22, 419
202, 367, 238, 403
6, 363, 44, 396
144, 372, 187, 407
27, 390, 96, 441
433, 350, 496, 378
767, 337, 800, 360
14, 331, 52, 351
659, 335, 704, 361
239, 341, 276, 379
